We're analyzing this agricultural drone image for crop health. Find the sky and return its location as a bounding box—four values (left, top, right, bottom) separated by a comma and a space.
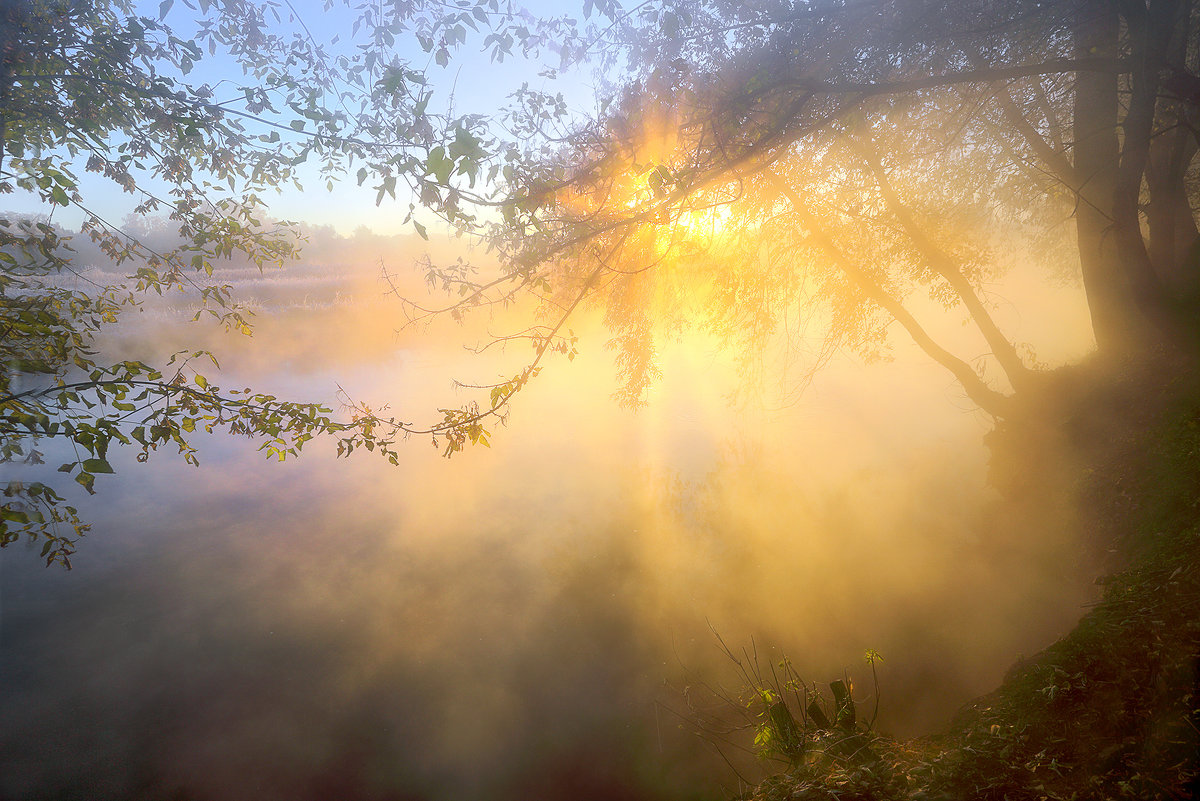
249, 0, 605, 234
2, 0, 602, 236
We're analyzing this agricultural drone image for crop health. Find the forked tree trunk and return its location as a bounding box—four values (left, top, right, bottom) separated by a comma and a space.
1074, 0, 1200, 357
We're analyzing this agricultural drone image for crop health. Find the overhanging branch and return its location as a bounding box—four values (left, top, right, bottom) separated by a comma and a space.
767, 171, 1010, 416
854, 139, 1031, 392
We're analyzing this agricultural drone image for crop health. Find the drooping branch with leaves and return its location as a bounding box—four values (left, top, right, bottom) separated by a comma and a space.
433, 0, 1200, 425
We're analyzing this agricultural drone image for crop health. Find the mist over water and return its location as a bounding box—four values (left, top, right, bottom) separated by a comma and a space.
1, 230, 1100, 800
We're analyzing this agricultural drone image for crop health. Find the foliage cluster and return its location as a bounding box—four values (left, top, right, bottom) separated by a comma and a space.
0, 0, 616, 563
740, 662, 911, 801
404, 0, 1200, 446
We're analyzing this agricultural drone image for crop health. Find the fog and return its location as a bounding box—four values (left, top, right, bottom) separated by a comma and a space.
0, 225, 1100, 801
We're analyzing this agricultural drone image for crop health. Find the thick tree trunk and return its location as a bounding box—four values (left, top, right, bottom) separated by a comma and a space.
1145, 3, 1200, 300
1072, 3, 1142, 355
1146, 122, 1200, 297
1071, 0, 1200, 355
1110, 0, 1196, 349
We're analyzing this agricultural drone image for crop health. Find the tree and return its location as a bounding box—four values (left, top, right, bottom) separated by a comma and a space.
427, 0, 1200, 427
0, 0, 583, 565
10, 0, 1199, 562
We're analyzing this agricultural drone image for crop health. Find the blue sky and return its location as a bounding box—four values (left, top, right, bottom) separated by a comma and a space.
259, 0, 604, 234
3, 0, 602, 236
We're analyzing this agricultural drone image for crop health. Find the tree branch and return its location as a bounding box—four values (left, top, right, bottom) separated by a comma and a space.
767, 171, 1010, 416
781, 57, 1124, 100
992, 84, 1077, 189
854, 139, 1031, 391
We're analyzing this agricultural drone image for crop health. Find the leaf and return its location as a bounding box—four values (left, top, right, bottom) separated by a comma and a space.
75, 472, 96, 494
82, 458, 114, 474
413, 220, 428, 240
426, 146, 453, 184
159, 0, 173, 18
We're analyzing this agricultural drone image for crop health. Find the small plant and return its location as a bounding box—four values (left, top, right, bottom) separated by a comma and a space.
672, 632, 907, 800
748, 668, 880, 771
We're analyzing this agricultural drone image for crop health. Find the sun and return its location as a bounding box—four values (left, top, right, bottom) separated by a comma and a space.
672, 203, 734, 241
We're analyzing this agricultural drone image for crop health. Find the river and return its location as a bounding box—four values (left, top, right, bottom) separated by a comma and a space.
0, 246, 1098, 800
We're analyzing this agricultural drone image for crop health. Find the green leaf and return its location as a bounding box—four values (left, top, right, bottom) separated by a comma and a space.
82, 458, 114, 474
75, 472, 96, 494
426, 146, 453, 184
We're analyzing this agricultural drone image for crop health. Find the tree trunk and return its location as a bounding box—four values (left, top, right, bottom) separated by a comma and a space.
1146, 117, 1200, 297
1145, 2, 1200, 300
1072, 2, 1142, 355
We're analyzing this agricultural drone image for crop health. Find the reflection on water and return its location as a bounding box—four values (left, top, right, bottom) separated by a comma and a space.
1, 251, 1099, 800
